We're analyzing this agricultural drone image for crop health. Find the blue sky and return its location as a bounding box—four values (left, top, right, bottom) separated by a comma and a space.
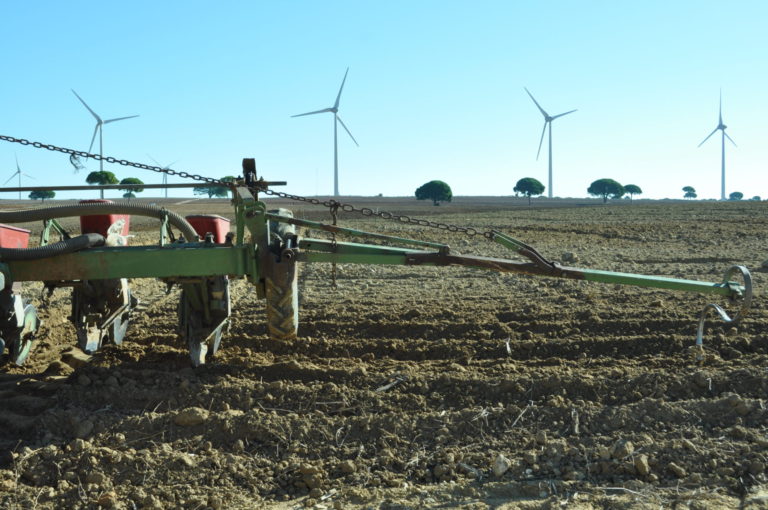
1, 1, 766, 200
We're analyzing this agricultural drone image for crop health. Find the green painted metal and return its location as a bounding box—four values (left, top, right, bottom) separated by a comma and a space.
299, 238, 424, 256
40, 219, 69, 246
267, 213, 449, 251
580, 268, 736, 297
5, 244, 255, 282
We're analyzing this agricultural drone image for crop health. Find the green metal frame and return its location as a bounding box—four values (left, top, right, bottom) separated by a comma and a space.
0, 180, 748, 304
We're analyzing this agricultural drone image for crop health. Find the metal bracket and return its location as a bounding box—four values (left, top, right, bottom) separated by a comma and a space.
695, 265, 753, 355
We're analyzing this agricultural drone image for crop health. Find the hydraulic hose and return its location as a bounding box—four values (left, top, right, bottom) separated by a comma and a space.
0, 233, 104, 261
0, 202, 199, 242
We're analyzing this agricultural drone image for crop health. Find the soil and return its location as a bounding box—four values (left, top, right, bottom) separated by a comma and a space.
0, 196, 766, 509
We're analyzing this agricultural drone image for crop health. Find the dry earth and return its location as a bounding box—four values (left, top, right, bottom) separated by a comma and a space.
0, 196, 767, 509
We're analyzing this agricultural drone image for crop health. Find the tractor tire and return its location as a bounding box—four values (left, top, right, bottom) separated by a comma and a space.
265, 209, 299, 341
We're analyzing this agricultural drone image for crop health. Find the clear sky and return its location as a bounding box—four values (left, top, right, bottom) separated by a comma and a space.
2, 1, 766, 200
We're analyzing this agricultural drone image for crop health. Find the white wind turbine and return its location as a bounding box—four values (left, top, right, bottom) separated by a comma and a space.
148, 155, 178, 198
4, 155, 35, 200
525, 88, 577, 198
72, 89, 139, 172
292, 68, 358, 196
698, 91, 736, 201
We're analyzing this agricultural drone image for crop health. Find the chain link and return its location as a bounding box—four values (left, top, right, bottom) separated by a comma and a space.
261, 189, 496, 241
0, 135, 224, 185
1, 134, 495, 241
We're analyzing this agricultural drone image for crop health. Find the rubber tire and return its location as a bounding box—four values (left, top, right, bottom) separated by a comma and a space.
265, 209, 298, 341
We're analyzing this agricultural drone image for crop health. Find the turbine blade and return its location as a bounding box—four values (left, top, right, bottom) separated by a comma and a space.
524, 87, 549, 118
536, 122, 547, 160
147, 154, 162, 166
291, 108, 334, 118
719, 89, 723, 125
23, 173, 35, 179
551, 109, 577, 120
88, 124, 100, 154
104, 114, 139, 124
334, 67, 350, 110
336, 115, 359, 146
3, 172, 18, 185
15, 154, 20, 172
724, 131, 737, 146
698, 127, 718, 147
72, 89, 102, 122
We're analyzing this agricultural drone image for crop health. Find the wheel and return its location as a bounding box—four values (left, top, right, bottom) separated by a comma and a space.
265, 209, 299, 341
0, 290, 39, 367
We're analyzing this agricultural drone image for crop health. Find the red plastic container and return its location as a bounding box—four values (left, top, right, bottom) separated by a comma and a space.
0, 224, 30, 248
186, 215, 231, 243
79, 200, 131, 238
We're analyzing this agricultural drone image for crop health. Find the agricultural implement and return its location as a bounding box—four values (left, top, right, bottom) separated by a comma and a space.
0, 136, 754, 367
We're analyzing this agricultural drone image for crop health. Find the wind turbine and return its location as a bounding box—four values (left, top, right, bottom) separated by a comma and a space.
148, 155, 178, 198
72, 89, 139, 172
4, 155, 35, 200
698, 91, 736, 201
292, 68, 358, 197
525, 88, 577, 199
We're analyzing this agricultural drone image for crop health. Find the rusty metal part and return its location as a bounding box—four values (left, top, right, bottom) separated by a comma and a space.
695, 265, 753, 354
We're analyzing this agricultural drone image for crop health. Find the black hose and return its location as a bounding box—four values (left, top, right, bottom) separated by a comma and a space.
0, 233, 104, 261
0, 202, 199, 241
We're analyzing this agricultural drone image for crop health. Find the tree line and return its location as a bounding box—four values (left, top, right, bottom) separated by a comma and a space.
29, 172, 238, 202
413, 178, 755, 204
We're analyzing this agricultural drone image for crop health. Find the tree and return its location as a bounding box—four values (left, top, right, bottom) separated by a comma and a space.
119, 177, 145, 198
513, 177, 545, 205
86, 171, 119, 199
752, 196, 761, 201
684, 191, 698, 199
29, 190, 55, 202
729, 191, 743, 201
415, 180, 452, 206
624, 184, 642, 201
193, 176, 236, 199
587, 179, 624, 203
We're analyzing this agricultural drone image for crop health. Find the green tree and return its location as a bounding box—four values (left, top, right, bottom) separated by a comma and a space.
624, 184, 642, 201
86, 171, 119, 199
587, 179, 624, 203
29, 190, 55, 202
729, 191, 743, 201
415, 180, 452, 206
752, 196, 761, 201
119, 177, 145, 198
682, 186, 696, 199
193, 176, 236, 199
513, 177, 545, 205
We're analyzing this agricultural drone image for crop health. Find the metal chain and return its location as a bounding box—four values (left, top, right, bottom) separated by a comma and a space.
0, 135, 224, 185
1, 134, 495, 241
261, 189, 497, 241
329, 202, 339, 287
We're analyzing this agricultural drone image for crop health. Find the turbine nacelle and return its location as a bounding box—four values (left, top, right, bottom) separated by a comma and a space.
72, 89, 138, 172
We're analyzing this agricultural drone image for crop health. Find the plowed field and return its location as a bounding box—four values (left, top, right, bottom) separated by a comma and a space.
1, 197, 766, 509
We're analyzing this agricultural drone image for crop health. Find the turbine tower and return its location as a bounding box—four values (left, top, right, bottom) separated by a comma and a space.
292, 68, 358, 196
4, 155, 35, 200
698, 91, 736, 201
148, 155, 178, 198
525, 88, 576, 198
72, 89, 139, 172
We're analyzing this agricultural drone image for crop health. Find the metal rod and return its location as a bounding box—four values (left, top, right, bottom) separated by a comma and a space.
0, 182, 287, 192
268, 213, 449, 250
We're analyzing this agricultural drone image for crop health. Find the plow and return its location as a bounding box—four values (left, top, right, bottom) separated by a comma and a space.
0, 137, 755, 368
